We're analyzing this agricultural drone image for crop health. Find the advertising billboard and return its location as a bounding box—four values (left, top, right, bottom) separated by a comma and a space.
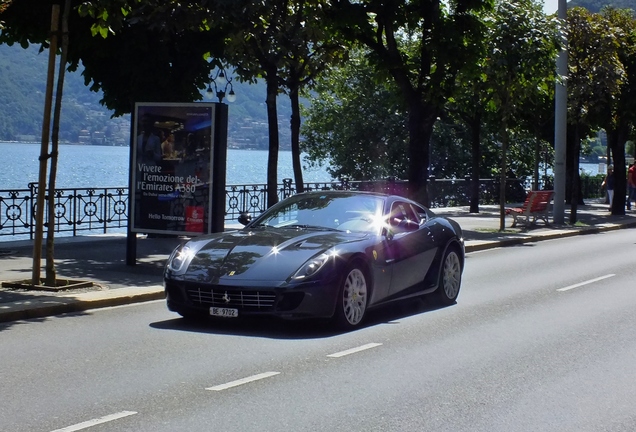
131, 102, 216, 236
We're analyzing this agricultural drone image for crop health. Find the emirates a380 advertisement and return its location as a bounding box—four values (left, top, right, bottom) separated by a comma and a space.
131, 102, 216, 236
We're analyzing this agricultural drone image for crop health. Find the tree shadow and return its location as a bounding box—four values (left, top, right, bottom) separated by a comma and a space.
0, 236, 182, 330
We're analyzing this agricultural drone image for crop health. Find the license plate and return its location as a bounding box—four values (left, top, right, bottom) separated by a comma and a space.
210, 307, 238, 318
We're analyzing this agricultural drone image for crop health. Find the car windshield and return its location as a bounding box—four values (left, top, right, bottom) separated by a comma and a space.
254, 194, 384, 233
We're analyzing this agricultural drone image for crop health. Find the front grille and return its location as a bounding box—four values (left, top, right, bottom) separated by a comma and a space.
185, 286, 276, 310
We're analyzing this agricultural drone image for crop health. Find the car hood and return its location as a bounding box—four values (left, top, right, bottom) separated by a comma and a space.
180, 228, 367, 284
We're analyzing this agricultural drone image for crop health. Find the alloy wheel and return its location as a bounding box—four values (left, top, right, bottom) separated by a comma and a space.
342, 268, 368, 326
442, 251, 461, 300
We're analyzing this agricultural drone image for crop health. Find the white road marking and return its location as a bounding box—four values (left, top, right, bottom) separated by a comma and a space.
557, 274, 616, 292
327, 342, 383, 358
206, 371, 280, 391
50, 411, 137, 432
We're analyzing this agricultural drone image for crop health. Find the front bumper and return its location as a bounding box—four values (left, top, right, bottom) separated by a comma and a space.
165, 278, 341, 320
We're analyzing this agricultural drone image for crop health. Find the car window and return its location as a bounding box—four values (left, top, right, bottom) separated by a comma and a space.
390, 201, 420, 227
255, 194, 383, 232
411, 203, 428, 223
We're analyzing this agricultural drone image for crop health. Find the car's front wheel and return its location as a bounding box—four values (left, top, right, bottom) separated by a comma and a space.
334, 262, 369, 329
434, 247, 462, 305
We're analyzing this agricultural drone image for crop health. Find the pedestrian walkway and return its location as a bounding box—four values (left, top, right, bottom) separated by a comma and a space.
1, 199, 635, 323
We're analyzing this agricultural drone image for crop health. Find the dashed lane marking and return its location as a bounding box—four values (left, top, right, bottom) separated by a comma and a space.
557, 274, 616, 292
327, 342, 383, 358
206, 371, 280, 391
50, 411, 137, 432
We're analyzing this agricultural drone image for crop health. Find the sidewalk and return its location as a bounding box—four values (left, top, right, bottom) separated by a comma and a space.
1, 199, 635, 323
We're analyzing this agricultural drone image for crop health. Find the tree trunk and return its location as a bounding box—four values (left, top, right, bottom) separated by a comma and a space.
499, 121, 509, 232
406, 100, 436, 206
533, 138, 540, 191
44, 0, 71, 286
265, 70, 280, 208
289, 85, 304, 193
469, 115, 481, 213
606, 126, 628, 215
32, 5, 59, 286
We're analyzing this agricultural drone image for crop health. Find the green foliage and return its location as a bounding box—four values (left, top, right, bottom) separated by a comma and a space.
0, 0, 234, 116
484, 0, 560, 123
323, 0, 494, 204
567, 7, 624, 127
300, 51, 408, 180
568, 0, 636, 13
429, 120, 474, 178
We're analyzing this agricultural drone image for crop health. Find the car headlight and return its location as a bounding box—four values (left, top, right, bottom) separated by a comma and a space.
167, 245, 195, 272
291, 252, 333, 280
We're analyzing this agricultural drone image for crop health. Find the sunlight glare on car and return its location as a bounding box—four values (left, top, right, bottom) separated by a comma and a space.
369, 211, 390, 232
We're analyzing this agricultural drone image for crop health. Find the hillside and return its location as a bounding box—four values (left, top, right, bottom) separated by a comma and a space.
0, 43, 291, 148
568, 0, 636, 12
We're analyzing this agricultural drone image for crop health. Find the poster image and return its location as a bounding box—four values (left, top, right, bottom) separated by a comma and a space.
131, 102, 216, 235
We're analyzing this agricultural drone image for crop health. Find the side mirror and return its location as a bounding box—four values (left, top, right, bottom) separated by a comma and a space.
237, 212, 252, 226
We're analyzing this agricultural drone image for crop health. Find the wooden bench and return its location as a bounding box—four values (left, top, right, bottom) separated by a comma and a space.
505, 190, 554, 227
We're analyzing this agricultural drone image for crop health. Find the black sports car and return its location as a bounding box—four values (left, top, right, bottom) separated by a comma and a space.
164, 191, 464, 329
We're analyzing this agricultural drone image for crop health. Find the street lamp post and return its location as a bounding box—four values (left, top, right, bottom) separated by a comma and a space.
206, 67, 237, 103
205, 65, 235, 233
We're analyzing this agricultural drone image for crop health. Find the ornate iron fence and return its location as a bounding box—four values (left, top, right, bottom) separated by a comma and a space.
0, 183, 128, 239
0, 176, 604, 239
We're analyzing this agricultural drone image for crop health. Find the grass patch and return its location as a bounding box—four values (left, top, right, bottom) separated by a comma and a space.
570, 221, 589, 227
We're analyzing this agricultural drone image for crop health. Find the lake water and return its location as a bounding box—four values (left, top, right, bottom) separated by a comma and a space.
0, 142, 333, 190
1, 142, 607, 190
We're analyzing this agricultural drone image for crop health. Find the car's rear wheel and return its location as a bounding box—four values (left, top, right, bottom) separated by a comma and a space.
334, 262, 369, 329
434, 248, 462, 305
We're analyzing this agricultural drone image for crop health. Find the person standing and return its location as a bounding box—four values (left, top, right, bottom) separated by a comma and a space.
602, 165, 615, 211
136, 115, 162, 164
628, 162, 636, 211
161, 133, 175, 158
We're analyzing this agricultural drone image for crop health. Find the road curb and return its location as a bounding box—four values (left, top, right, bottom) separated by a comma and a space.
0, 286, 164, 323
464, 219, 636, 253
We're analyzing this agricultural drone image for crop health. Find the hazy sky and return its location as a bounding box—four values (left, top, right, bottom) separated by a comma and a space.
543, 0, 559, 14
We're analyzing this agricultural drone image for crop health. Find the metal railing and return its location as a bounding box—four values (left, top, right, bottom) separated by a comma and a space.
0, 183, 128, 239
1, 176, 604, 239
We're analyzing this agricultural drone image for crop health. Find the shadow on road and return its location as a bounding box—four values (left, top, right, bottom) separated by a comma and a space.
149, 297, 450, 339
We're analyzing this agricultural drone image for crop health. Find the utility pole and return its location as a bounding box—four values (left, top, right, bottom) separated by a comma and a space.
553, 0, 567, 224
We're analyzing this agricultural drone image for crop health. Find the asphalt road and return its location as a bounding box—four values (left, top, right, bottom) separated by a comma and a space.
1, 230, 635, 432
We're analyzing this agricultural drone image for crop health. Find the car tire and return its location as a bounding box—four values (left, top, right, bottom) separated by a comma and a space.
334, 261, 369, 329
434, 247, 462, 305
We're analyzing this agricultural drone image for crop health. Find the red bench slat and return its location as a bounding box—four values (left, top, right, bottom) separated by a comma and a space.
505, 190, 554, 227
